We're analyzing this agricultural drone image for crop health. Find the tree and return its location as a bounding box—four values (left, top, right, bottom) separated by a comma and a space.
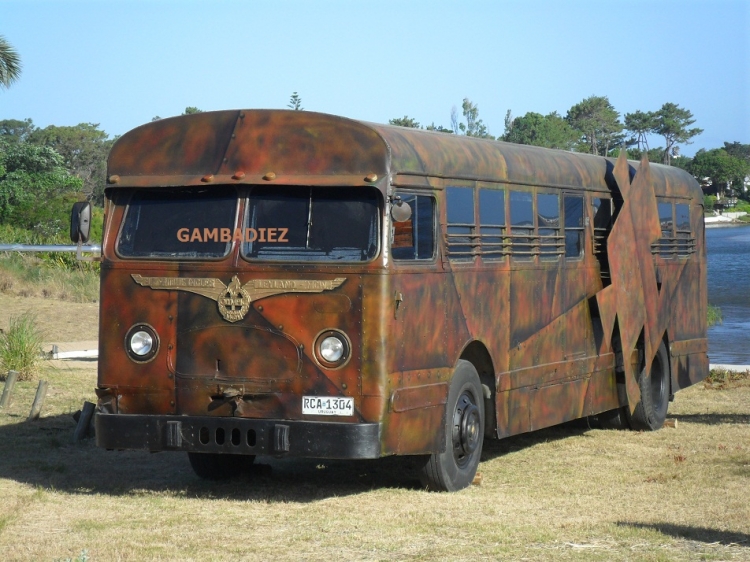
652, 103, 702, 165
287, 92, 303, 111
0, 118, 35, 143
183, 107, 203, 115
389, 116, 421, 128
0, 142, 83, 236
28, 123, 113, 203
690, 148, 750, 199
624, 110, 656, 153
0, 35, 21, 89
425, 123, 453, 134
566, 95, 624, 156
502, 111, 578, 150
722, 142, 750, 163
457, 98, 493, 138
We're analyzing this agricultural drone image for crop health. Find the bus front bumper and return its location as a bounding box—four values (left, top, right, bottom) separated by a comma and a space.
95, 413, 381, 459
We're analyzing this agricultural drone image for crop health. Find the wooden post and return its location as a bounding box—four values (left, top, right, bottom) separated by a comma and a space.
27, 380, 48, 421
73, 401, 96, 442
0, 371, 19, 410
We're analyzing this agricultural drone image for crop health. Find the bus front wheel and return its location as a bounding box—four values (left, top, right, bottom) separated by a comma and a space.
419, 360, 484, 492
187, 452, 255, 480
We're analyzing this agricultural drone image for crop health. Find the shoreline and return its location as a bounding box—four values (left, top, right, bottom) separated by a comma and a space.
704, 211, 748, 227
704, 219, 750, 228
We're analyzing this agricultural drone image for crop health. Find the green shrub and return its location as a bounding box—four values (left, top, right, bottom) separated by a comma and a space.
0, 312, 45, 381
703, 195, 716, 213
707, 304, 722, 328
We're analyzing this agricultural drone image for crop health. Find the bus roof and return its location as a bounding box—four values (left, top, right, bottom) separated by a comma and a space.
107, 109, 702, 201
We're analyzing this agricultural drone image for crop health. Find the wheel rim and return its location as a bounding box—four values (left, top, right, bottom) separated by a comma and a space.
452, 391, 481, 467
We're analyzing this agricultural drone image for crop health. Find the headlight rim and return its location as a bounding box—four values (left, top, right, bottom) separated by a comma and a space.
313, 329, 352, 370
124, 323, 160, 363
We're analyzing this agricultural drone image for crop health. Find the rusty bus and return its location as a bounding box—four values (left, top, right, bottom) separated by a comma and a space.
71, 110, 707, 491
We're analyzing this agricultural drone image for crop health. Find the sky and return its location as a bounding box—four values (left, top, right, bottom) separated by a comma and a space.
1, 0, 748, 157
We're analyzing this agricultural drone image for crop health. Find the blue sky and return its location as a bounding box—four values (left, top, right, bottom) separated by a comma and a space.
2, 0, 748, 156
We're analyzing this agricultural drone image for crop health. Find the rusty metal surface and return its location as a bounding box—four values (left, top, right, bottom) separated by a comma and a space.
98, 110, 707, 457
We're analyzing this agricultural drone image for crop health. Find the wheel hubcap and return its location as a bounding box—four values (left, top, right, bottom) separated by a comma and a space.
453, 392, 481, 465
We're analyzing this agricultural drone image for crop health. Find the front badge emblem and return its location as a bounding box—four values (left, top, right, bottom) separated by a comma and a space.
132, 274, 346, 322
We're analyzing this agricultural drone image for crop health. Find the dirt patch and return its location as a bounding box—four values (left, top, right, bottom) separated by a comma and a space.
0, 294, 99, 343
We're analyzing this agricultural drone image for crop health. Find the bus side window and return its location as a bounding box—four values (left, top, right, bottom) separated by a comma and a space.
479, 188, 505, 260
658, 201, 674, 258
564, 195, 584, 259
392, 194, 435, 260
675, 203, 692, 258
446, 187, 476, 261
538, 192, 560, 260
509, 190, 534, 259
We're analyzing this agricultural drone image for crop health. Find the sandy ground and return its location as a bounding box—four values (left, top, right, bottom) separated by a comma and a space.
0, 294, 99, 374
0, 294, 99, 344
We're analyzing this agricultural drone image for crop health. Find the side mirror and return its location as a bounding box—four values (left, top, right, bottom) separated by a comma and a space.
391, 198, 413, 222
70, 201, 91, 244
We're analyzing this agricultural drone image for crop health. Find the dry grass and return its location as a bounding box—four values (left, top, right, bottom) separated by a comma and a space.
0, 295, 748, 561
705, 368, 750, 390
0, 253, 99, 303
0, 366, 747, 561
0, 312, 46, 381
0, 294, 99, 344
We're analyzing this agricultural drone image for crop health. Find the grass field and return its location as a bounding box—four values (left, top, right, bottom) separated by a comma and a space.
0, 295, 748, 561
0, 367, 747, 561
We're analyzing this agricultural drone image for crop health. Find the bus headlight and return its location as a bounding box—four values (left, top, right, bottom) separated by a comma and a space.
314, 329, 351, 369
125, 323, 159, 363
320, 337, 344, 362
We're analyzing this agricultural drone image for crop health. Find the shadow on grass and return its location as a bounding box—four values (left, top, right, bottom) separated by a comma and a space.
0, 413, 428, 500
481, 417, 594, 460
617, 522, 749, 547
669, 412, 750, 425
0, 413, 599, 500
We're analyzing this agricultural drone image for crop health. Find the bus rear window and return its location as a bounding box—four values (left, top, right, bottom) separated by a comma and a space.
117, 187, 237, 259
242, 186, 380, 262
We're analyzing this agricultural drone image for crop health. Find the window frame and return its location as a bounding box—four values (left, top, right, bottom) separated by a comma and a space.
478, 187, 507, 261
537, 190, 562, 261
240, 185, 383, 265
562, 193, 585, 261
391, 191, 437, 262
115, 186, 240, 261
445, 185, 477, 262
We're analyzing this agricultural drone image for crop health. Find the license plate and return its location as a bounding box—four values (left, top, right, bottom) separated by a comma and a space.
302, 396, 354, 416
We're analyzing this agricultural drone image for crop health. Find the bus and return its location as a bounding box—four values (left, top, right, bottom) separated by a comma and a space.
71, 110, 708, 491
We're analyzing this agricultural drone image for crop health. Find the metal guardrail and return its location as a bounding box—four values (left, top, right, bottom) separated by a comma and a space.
0, 244, 101, 253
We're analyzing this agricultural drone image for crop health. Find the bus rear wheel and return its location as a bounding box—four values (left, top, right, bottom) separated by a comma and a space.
187, 452, 255, 480
419, 360, 484, 492
627, 341, 670, 431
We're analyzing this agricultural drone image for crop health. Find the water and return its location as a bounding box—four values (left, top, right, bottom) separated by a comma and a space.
706, 225, 750, 365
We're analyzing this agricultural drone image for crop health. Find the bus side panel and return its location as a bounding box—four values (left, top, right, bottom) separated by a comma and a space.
389, 271, 464, 371
495, 387, 531, 438
672, 208, 708, 390
451, 268, 510, 375
509, 268, 562, 368
382, 270, 471, 455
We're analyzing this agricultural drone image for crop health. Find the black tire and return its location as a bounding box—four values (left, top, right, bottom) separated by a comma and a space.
187, 452, 255, 480
597, 407, 629, 430
626, 340, 670, 431
419, 360, 484, 492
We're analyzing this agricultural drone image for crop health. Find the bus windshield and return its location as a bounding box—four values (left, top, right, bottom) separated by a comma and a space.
117, 186, 237, 259
242, 186, 380, 262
